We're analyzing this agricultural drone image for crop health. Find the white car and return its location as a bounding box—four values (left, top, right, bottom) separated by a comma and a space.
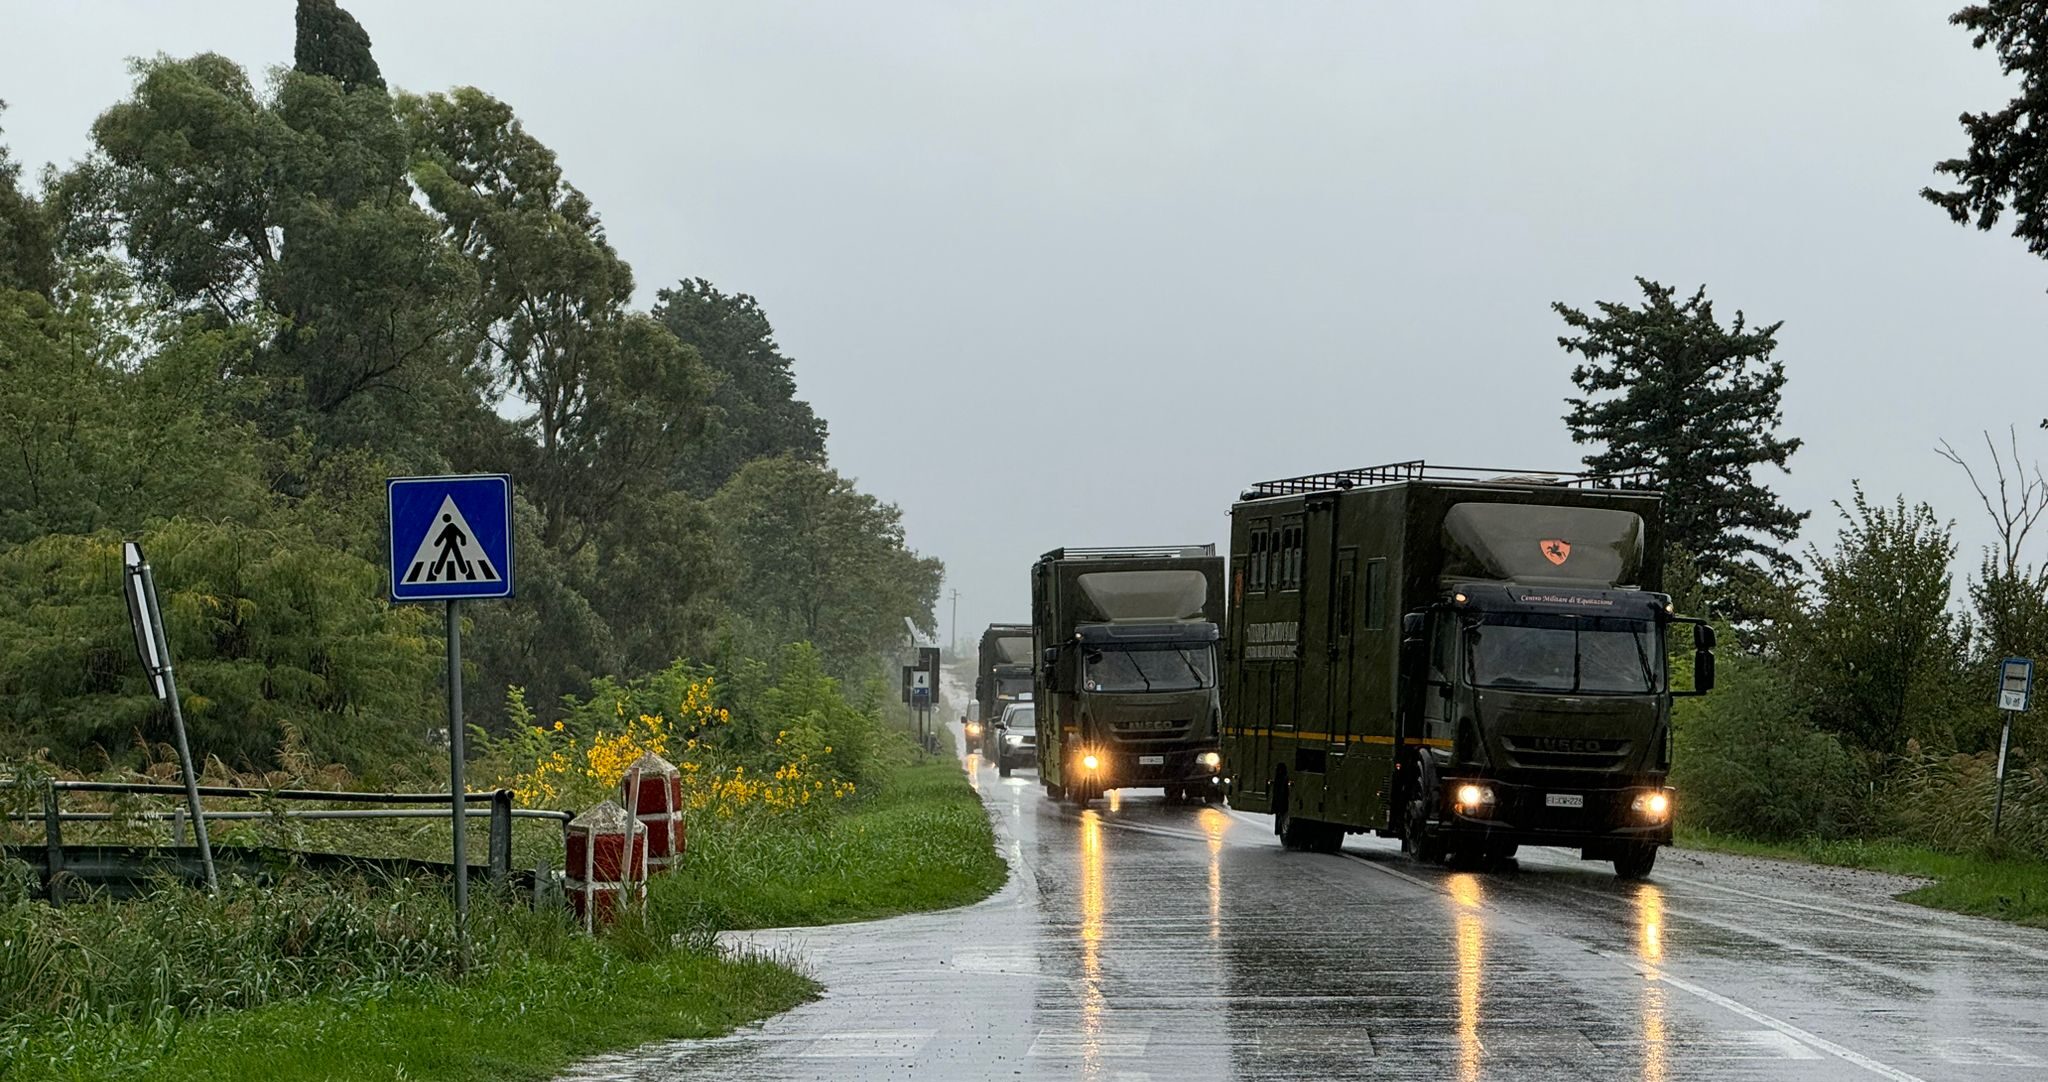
995, 703, 1036, 777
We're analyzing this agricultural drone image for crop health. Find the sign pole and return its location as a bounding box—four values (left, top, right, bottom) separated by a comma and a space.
142, 563, 217, 894
447, 598, 468, 960
1993, 709, 2013, 838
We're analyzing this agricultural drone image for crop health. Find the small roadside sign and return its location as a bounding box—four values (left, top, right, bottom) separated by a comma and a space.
1993, 657, 2034, 838
388, 475, 514, 602
122, 542, 168, 702
1998, 657, 2033, 713
911, 671, 932, 691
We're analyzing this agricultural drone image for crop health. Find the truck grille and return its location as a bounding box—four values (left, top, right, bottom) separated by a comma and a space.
1501, 735, 1630, 771
1110, 719, 1193, 743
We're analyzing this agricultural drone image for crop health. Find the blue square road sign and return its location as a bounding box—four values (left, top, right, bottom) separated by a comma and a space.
388, 474, 514, 601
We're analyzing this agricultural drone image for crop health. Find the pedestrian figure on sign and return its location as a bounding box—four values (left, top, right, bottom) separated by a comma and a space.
429, 513, 474, 581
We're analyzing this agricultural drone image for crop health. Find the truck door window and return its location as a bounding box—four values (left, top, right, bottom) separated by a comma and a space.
1249, 528, 1268, 592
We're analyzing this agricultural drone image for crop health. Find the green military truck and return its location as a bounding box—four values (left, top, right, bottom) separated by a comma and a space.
974, 623, 1035, 758
1221, 462, 1713, 878
1032, 546, 1227, 806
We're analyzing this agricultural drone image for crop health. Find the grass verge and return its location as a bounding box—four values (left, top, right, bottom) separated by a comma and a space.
7, 944, 815, 1082
1677, 827, 2048, 929
651, 750, 1008, 930
4, 737, 1002, 1081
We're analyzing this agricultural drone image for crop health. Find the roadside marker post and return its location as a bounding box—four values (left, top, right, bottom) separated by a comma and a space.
388, 475, 515, 955
122, 541, 218, 894
1994, 657, 2033, 838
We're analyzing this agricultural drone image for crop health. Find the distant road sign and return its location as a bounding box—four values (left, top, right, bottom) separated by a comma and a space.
2000, 657, 2034, 713
388, 475, 514, 602
122, 542, 168, 702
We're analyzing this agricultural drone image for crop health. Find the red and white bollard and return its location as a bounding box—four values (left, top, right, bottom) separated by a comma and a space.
621, 752, 686, 874
565, 799, 647, 931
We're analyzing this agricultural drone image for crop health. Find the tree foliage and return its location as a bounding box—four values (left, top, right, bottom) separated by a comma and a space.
1795, 486, 1972, 758
1924, 2, 2048, 258
1556, 278, 1807, 603
4, 1, 940, 773
654, 279, 828, 496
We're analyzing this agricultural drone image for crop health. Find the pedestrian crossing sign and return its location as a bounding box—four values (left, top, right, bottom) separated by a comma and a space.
387, 474, 514, 601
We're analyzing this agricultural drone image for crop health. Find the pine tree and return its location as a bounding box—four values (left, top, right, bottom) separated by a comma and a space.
294, 0, 385, 92
1556, 278, 1807, 602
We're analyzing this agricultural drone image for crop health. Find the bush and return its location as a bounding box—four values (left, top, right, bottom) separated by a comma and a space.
1887, 746, 2048, 860
1673, 649, 1871, 839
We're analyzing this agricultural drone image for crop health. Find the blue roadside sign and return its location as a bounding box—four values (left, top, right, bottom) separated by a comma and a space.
2000, 657, 2034, 713
388, 474, 514, 602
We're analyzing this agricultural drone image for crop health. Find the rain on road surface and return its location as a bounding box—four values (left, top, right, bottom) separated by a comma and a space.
564, 723, 2048, 1081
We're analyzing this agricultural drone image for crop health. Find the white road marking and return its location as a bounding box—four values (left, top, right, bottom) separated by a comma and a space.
1652, 867, 2048, 963
1028, 1029, 1153, 1057
1932, 1039, 2048, 1067
788, 1030, 933, 1057
1341, 853, 1930, 1082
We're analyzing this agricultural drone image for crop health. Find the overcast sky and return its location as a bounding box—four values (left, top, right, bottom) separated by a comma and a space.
4, 1, 2042, 647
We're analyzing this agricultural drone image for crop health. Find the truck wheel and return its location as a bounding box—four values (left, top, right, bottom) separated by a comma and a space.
1312, 822, 1345, 854
1044, 781, 1063, 802
1165, 785, 1185, 804
998, 759, 1012, 778
1203, 788, 1224, 805
1613, 845, 1658, 880
1403, 797, 1445, 864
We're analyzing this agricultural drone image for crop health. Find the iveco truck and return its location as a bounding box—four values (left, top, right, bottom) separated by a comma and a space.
1220, 462, 1713, 878
1032, 546, 1227, 806
974, 623, 1035, 758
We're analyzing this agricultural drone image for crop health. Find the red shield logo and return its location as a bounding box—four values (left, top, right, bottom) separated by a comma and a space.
1540, 539, 1571, 566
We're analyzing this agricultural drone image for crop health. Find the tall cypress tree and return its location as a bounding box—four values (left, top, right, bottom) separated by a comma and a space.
1556, 278, 1807, 601
294, 0, 385, 92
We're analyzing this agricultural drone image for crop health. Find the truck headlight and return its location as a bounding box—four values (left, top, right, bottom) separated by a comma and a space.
1199, 751, 1222, 769
965, 722, 981, 737
1454, 783, 1495, 810
1631, 790, 1672, 819
1081, 753, 1100, 771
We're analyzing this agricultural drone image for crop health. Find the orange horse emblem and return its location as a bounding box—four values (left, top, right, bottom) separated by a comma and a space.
1540, 539, 1571, 566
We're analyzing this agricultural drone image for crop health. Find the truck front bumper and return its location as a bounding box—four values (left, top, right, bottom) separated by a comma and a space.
1436, 778, 1674, 849
1079, 747, 1226, 790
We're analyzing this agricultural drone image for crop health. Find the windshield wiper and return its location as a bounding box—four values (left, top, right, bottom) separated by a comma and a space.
1172, 648, 1207, 689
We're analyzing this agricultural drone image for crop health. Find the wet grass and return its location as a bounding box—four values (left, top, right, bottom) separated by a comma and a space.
6, 942, 815, 1082
648, 749, 1007, 931
1677, 827, 2048, 929
2, 734, 1000, 1080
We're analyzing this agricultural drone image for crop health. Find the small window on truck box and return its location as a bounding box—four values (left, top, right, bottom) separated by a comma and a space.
1362, 559, 1387, 630
1249, 526, 1269, 592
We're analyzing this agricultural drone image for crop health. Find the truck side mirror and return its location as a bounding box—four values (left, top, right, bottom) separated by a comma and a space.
1696, 624, 1717, 651
1402, 612, 1425, 638
1693, 645, 1716, 693
1042, 647, 1059, 667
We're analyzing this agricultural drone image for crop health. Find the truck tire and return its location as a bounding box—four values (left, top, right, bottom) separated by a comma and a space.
1165, 785, 1185, 804
998, 759, 1012, 778
1613, 844, 1658, 880
1044, 781, 1064, 802
1402, 795, 1445, 864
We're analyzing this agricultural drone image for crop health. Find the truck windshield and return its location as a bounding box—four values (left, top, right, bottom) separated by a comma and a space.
1083, 645, 1216, 693
1466, 614, 1661, 694
996, 675, 1032, 697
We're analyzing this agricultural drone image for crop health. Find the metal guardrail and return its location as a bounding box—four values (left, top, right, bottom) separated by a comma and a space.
3, 778, 573, 905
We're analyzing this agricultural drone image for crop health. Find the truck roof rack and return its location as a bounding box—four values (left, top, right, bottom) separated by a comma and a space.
1241, 460, 1656, 499
1039, 544, 1217, 561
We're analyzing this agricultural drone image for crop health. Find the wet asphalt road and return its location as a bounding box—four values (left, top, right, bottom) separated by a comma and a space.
563, 724, 2048, 1081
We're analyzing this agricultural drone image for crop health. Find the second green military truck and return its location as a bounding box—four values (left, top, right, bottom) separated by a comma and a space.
1032, 546, 1227, 805
1221, 462, 1713, 878
974, 623, 1035, 758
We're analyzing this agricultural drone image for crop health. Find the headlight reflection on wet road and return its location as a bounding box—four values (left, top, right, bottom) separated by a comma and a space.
1079, 808, 1106, 1078
1197, 806, 1227, 941
1449, 873, 1485, 1082
1636, 883, 1668, 1082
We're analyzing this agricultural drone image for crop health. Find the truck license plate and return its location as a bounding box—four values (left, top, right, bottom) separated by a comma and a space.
1139, 755, 1165, 765
1546, 793, 1584, 808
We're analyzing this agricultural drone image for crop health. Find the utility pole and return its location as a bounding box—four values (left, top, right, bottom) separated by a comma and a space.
948, 588, 959, 662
